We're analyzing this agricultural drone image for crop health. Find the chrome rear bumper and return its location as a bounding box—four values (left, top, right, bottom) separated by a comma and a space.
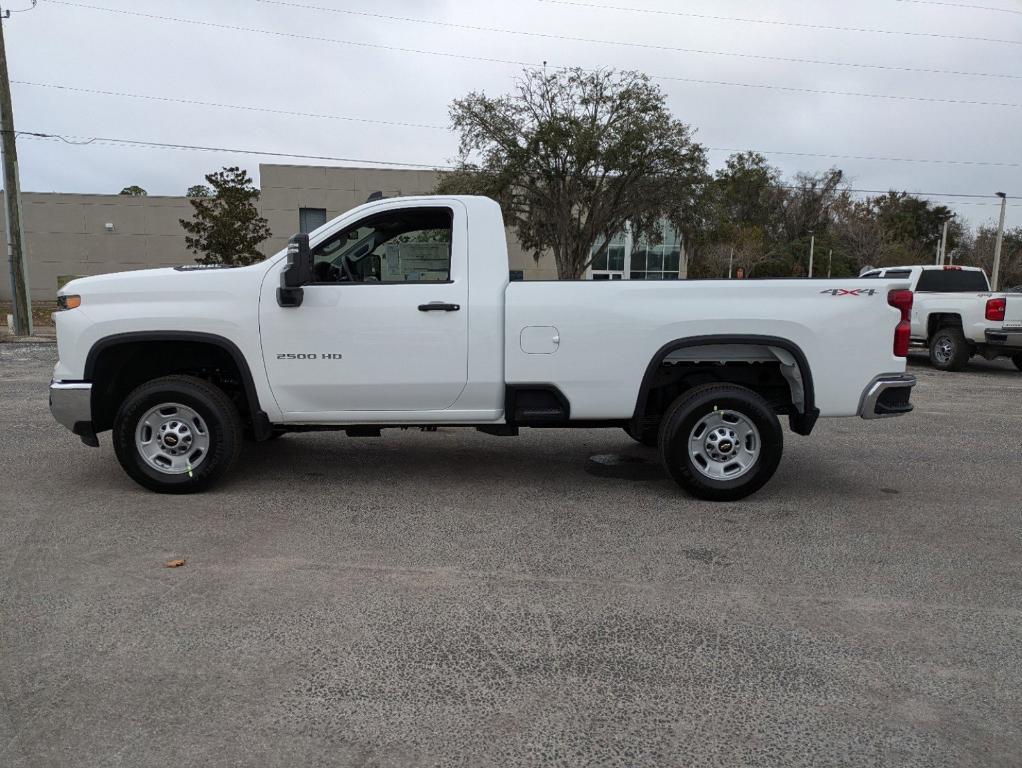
858, 374, 916, 419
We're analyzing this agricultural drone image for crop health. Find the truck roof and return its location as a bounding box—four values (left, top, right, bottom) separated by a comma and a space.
884, 265, 984, 272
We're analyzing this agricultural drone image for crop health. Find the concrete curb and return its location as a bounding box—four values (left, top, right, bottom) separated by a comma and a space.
0, 330, 57, 344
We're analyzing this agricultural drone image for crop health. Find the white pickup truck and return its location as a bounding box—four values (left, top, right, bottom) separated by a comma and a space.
859, 265, 1022, 371
50, 195, 916, 500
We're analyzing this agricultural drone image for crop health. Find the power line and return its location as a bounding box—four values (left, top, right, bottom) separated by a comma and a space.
3, 1, 38, 15
15, 130, 1019, 204
16, 80, 1022, 169
705, 146, 1020, 169
12, 81, 449, 130
894, 0, 1022, 15
15, 130, 457, 169
40, 1, 1022, 109
539, 0, 1022, 45
254, 0, 1021, 81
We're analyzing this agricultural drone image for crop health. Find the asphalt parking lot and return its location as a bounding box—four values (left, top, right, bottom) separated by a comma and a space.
1, 343, 1020, 767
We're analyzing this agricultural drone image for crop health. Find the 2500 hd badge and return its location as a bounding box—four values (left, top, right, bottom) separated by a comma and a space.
276, 353, 344, 360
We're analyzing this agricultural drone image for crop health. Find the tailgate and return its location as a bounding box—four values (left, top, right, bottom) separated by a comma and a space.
1004, 295, 1022, 329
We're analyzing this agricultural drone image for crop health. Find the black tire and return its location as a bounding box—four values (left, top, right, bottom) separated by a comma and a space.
658, 383, 783, 502
623, 423, 658, 447
1012, 354, 1022, 372
112, 375, 242, 494
929, 327, 970, 371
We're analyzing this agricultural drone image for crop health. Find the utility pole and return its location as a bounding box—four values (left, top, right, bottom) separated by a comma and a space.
0, 5, 31, 335
938, 217, 950, 267
992, 192, 1007, 291
807, 232, 815, 278
826, 249, 832, 278
727, 245, 734, 279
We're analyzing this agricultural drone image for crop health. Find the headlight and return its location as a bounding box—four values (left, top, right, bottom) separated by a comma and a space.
56, 294, 81, 310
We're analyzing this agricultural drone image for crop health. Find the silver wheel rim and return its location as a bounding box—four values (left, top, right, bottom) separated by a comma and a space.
934, 336, 953, 364
688, 409, 760, 481
134, 402, 211, 475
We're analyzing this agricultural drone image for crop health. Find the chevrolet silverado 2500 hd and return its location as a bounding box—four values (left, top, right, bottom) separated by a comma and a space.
49, 196, 916, 500
860, 265, 1022, 371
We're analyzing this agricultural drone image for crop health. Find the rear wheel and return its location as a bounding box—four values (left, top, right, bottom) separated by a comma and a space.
1012, 354, 1022, 372
113, 375, 242, 493
658, 384, 783, 502
929, 327, 970, 371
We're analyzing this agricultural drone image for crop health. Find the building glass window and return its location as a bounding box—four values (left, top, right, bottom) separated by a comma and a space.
299, 207, 327, 233
588, 221, 683, 280
590, 232, 627, 279
629, 222, 682, 280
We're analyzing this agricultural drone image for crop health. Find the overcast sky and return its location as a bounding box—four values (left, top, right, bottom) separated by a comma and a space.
5, 0, 1021, 228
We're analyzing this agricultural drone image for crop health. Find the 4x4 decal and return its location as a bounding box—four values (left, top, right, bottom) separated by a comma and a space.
820, 288, 877, 296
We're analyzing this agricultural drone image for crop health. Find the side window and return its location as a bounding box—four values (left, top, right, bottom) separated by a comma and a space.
860, 271, 881, 279
310, 206, 453, 284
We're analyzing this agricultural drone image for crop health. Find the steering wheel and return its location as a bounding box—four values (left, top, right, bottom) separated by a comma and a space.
339, 254, 357, 283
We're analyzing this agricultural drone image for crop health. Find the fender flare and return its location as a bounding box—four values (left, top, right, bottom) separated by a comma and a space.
631, 334, 819, 436
84, 331, 271, 439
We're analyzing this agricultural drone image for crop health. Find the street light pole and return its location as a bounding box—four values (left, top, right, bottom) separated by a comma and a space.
808, 232, 815, 278
992, 192, 1007, 291
938, 218, 950, 267
0, 5, 31, 335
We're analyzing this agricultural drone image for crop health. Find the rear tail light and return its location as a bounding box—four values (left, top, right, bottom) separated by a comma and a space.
986, 297, 1006, 322
888, 289, 913, 357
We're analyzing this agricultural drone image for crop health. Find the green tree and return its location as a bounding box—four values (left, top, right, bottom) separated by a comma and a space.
119, 185, 147, 196
187, 184, 212, 197
437, 67, 708, 279
179, 167, 271, 266
955, 224, 1022, 287
691, 155, 846, 278
690, 152, 781, 277
872, 192, 959, 263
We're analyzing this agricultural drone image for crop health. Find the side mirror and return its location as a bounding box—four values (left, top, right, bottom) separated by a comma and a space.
277, 233, 313, 307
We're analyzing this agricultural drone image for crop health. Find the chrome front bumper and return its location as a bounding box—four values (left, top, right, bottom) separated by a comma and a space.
49, 380, 96, 444
858, 374, 916, 420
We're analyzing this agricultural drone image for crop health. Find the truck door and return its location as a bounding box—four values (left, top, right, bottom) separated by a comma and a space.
258, 202, 469, 416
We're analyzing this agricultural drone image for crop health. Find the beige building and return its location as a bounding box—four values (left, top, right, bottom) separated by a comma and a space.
0, 191, 199, 302
1, 164, 559, 302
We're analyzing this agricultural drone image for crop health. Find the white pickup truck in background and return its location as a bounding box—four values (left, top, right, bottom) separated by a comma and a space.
49, 195, 916, 501
860, 265, 1022, 371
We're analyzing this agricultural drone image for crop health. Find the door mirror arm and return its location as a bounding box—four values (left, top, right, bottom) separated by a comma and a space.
278, 233, 313, 307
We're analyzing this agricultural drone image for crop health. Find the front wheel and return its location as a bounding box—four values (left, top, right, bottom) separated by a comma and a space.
112, 375, 242, 493
658, 384, 783, 502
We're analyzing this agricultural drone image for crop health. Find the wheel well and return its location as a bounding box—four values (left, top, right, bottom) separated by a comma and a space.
632, 338, 817, 435
86, 336, 260, 433
926, 313, 963, 340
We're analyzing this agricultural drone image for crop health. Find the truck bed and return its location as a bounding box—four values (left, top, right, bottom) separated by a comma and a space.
505, 278, 911, 419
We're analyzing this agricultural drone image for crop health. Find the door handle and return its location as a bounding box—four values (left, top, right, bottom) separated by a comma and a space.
418, 302, 460, 312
